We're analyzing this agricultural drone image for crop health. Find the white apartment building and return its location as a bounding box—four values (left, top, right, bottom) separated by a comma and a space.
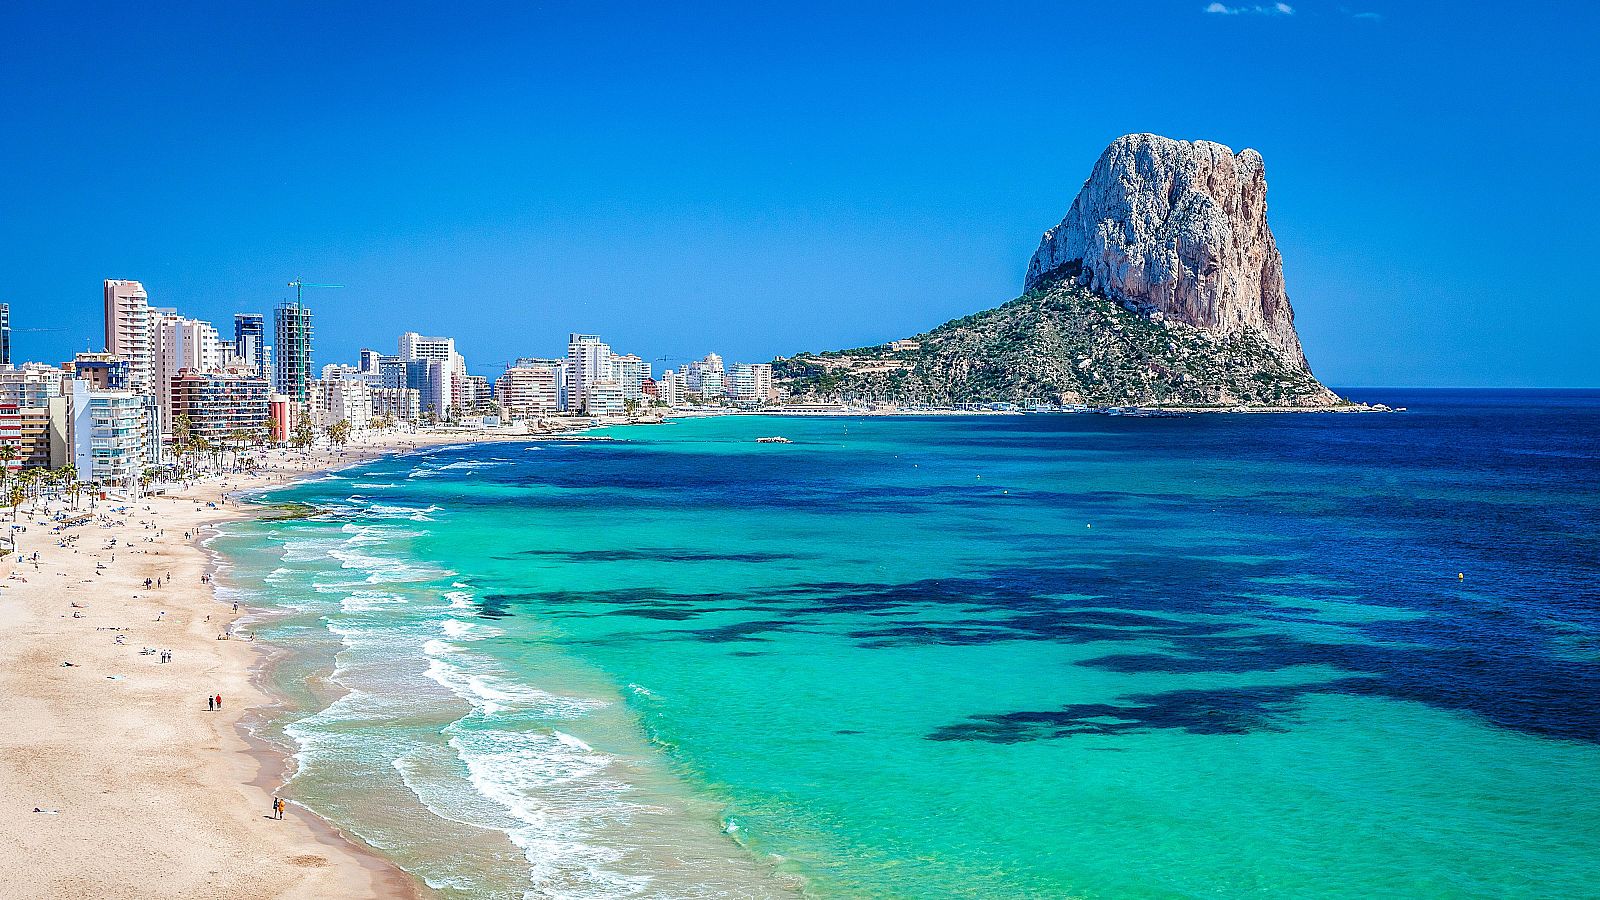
654, 369, 684, 408
399, 332, 465, 417
371, 387, 421, 423
584, 379, 625, 418
727, 362, 774, 405
495, 365, 561, 419
613, 354, 650, 402
153, 311, 225, 432
456, 374, 491, 413
0, 363, 67, 408
685, 353, 726, 399
321, 363, 364, 381
310, 376, 373, 430
68, 381, 146, 490
566, 333, 612, 413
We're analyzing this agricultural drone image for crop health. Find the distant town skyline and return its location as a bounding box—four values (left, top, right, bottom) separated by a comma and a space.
2, 2, 1596, 387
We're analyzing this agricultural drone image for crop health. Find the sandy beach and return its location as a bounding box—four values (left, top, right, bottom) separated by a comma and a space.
0, 430, 514, 899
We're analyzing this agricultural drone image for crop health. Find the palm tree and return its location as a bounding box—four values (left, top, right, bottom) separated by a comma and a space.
58, 463, 80, 508
190, 435, 212, 473
327, 419, 351, 446
230, 428, 256, 471
291, 410, 315, 450
17, 468, 45, 515
0, 445, 17, 492
170, 414, 194, 468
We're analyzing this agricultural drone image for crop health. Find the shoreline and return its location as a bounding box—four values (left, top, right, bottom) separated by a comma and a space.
0, 429, 519, 899
213, 430, 533, 898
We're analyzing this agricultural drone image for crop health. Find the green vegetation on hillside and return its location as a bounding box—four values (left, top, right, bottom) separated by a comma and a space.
774, 273, 1339, 407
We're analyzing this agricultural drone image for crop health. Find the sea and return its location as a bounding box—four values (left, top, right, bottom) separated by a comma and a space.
206, 389, 1600, 899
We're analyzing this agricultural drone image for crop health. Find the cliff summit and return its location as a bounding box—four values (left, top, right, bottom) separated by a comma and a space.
775, 133, 1343, 409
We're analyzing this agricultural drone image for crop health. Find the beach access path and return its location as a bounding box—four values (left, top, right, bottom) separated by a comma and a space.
0, 430, 515, 899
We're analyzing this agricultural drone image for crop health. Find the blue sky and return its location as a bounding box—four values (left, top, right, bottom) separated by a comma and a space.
2, 1, 1595, 386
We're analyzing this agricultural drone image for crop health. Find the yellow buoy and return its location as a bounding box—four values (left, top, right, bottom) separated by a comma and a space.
1458, 572, 1465, 580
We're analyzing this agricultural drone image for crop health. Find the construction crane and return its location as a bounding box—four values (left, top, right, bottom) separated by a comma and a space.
287, 279, 343, 306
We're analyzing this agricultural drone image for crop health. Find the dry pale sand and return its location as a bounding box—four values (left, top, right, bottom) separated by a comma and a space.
0, 430, 518, 899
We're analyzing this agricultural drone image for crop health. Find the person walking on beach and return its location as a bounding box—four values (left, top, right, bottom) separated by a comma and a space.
207, 695, 214, 710
215, 693, 223, 709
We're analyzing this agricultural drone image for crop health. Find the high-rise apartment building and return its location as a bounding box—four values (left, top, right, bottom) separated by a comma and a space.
0, 363, 67, 408
153, 311, 225, 432
399, 332, 456, 363
495, 365, 561, 419
566, 333, 613, 413
727, 363, 774, 405
310, 377, 372, 430
234, 313, 266, 371
655, 369, 684, 407
66, 383, 145, 489
613, 354, 650, 402
459, 374, 491, 412
104, 279, 154, 394
17, 406, 52, 468
371, 387, 421, 423
398, 332, 463, 416
169, 368, 271, 443
583, 380, 625, 417
404, 358, 450, 419
274, 302, 315, 402
0, 303, 11, 366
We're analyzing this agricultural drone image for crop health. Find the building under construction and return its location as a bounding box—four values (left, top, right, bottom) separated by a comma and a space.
273, 301, 314, 402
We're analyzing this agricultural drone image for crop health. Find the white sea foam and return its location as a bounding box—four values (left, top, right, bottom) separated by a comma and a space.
423, 638, 459, 657
442, 618, 482, 639
445, 724, 651, 898
423, 655, 600, 719
340, 590, 411, 613
554, 730, 594, 753
434, 459, 511, 472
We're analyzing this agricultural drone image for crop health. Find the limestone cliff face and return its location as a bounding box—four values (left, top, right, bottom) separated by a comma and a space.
775, 133, 1345, 409
1025, 133, 1308, 368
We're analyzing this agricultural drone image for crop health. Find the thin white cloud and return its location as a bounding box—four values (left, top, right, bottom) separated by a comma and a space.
1352, 11, 1384, 20
1205, 2, 1295, 14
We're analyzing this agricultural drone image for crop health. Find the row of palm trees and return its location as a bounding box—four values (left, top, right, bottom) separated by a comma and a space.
169, 415, 275, 473
0, 450, 83, 519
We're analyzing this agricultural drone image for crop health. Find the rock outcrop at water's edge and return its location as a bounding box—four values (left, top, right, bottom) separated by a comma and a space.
775, 133, 1346, 409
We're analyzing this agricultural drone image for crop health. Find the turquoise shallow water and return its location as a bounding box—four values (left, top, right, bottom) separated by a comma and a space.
212, 391, 1600, 898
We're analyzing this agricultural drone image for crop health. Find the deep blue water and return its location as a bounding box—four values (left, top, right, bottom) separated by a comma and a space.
217, 389, 1600, 898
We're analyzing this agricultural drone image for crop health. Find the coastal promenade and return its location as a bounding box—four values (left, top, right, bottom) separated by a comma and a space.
0, 431, 509, 899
